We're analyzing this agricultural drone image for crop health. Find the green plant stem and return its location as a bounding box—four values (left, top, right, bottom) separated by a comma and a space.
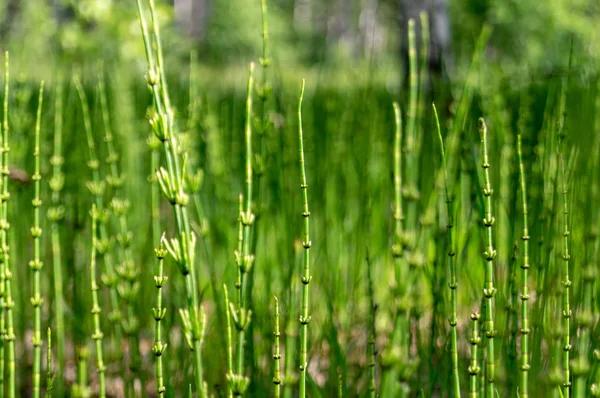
468, 313, 481, 398
153, 235, 168, 397
517, 135, 531, 397
366, 255, 377, 398
48, 75, 65, 391
46, 327, 54, 397
433, 104, 461, 397
273, 296, 281, 398
224, 285, 234, 398
478, 118, 497, 398
30, 81, 45, 398
297, 79, 312, 398
1, 51, 16, 398
90, 205, 106, 398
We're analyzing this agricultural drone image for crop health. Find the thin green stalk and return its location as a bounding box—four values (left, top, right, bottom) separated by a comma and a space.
478, 118, 497, 398
30, 81, 45, 398
73, 347, 89, 398
517, 135, 531, 397
433, 104, 461, 397
224, 285, 233, 398
48, 75, 65, 389
89, 205, 106, 398
338, 373, 343, 398
468, 312, 481, 398
46, 327, 54, 397
273, 296, 281, 398
297, 79, 312, 398
366, 255, 377, 398
1, 51, 16, 398
557, 122, 572, 398
134, 1, 205, 394
153, 235, 168, 397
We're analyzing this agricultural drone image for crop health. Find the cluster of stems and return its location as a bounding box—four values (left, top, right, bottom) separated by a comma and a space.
517, 135, 531, 397
153, 235, 168, 397
134, 0, 205, 395
433, 104, 461, 397
297, 80, 312, 398
48, 75, 66, 389
98, 70, 142, 379
30, 81, 45, 398
478, 118, 497, 398
89, 205, 106, 397
1, 51, 16, 398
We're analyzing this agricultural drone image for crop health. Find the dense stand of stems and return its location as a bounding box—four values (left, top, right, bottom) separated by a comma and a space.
89, 206, 106, 397
478, 118, 497, 398
134, 0, 205, 395
1, 51, 16, 398
273, 296, 282, 398
517, 135, 531, 397
48, 75, 65, 389
30, 81, 45, 398
153, 236, 168, 397
297, 79, 312, 398
433, 104, 461, 397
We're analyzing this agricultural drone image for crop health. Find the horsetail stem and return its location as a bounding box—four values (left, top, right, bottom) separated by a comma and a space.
478, 118, 497, 397
468, 312, 481, 398
224, 284, 234, 398
1, 51, 16, 398
47, 328, 54, 396
30, 81, 45, 398
153, 234, 169, 397
517, 134, 531, 397
73, 347, 89, 397
297, 79, 312, 398
557, 110, 572, 398
97, 68, 141, 380
89, 205, 106, 398
48, 75, 66, 387
273, 296, 282, 398
134, 0, 205, 394
366, 255, 377, 398
433, 103, 461, 397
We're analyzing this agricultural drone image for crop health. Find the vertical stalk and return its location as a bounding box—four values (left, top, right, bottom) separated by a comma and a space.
1, 51, 16, 398
273, 296, 282, 398
224, 285, 234, 398
478, 118, 497, 398
46, 327, 54, 397
152, 235, 168, 397
297, 79, 312, 398
468, 313, 481, 398
30, 81, 45, 398
89, 205, 106, 398
433, 104, 461, 397
366, 255, 377, 398
48, 75, 65, 390
517, 135, 530, 397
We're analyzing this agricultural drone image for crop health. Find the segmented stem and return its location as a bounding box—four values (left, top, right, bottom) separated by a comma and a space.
434, 104, 461, 397
30, 81, 45, 398
517, 135, 530, 397
468, 313, 481, 398
48, 75, 66, 389
90, 205, 106, 397
273, 296, 282, 398
478, 118, 497, 398
1, 52, 15, 398
224, 285, 233, 398
46, 328, 54, 396
153, 235, 168, 397
297, 79, 312, 398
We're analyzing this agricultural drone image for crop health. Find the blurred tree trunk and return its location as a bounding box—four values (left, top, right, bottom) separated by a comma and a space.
175, 0, 210, 40
398, 0, 451, 75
